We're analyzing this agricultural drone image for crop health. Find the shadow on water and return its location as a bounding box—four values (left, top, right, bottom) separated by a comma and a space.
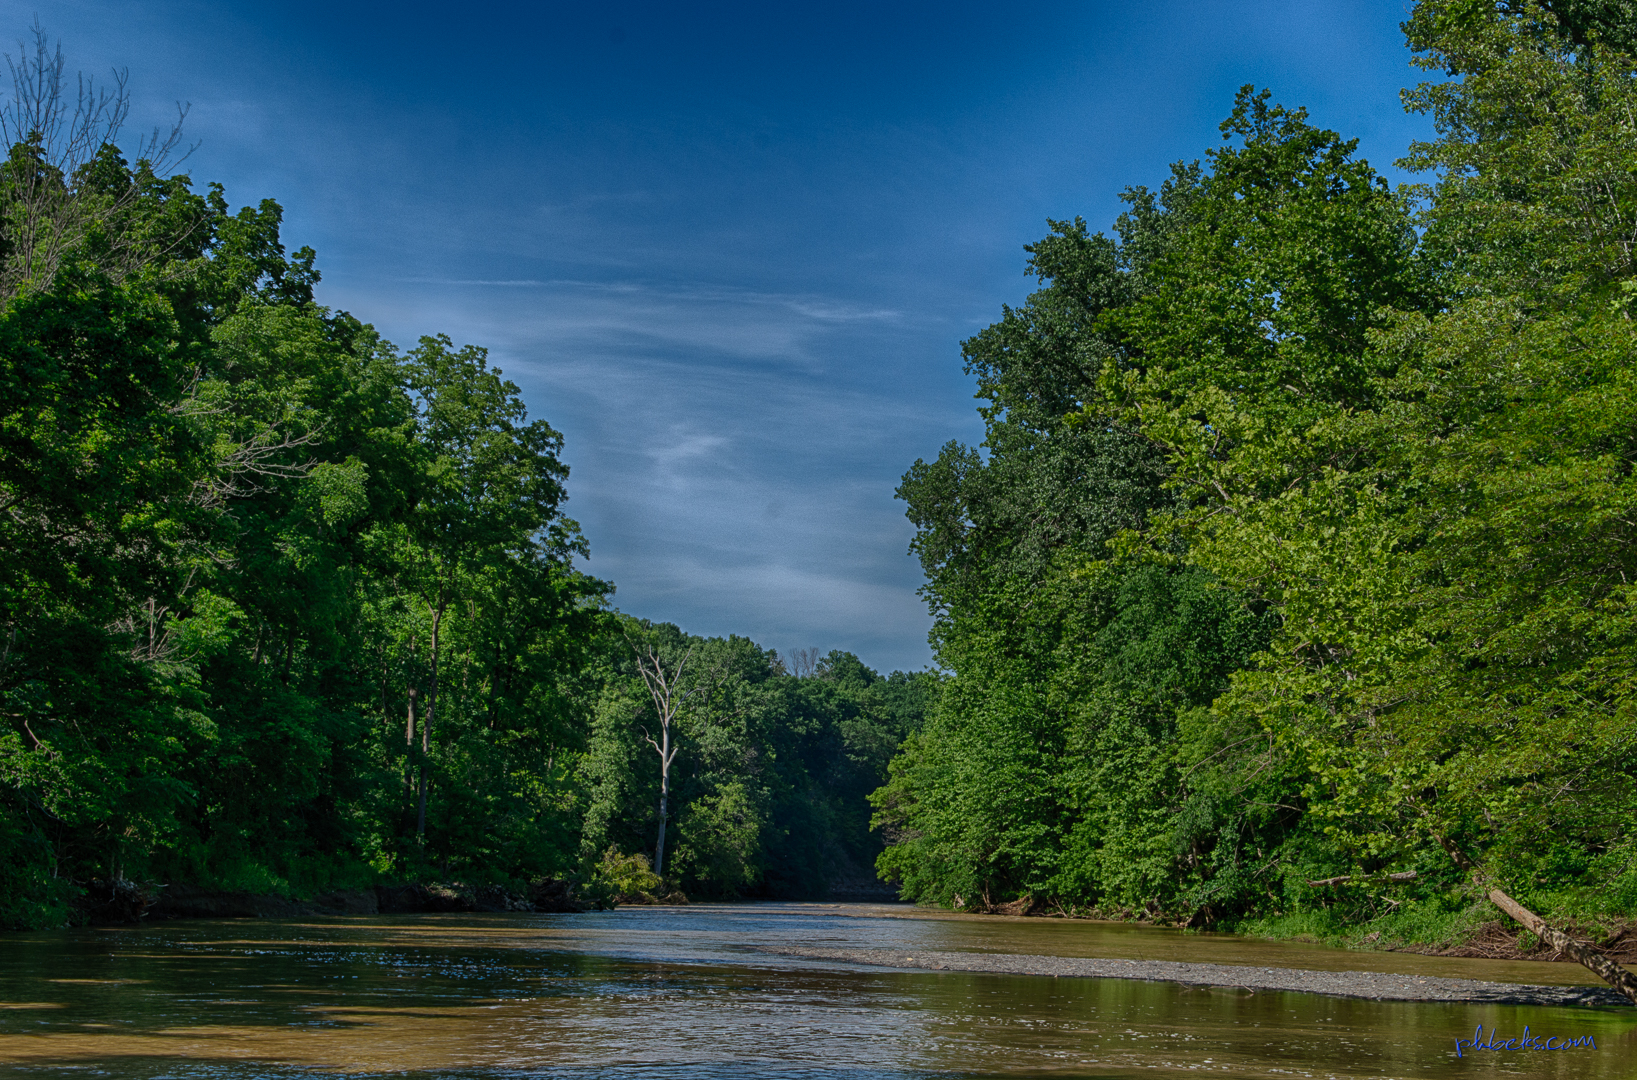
1, 904, 1633, 1079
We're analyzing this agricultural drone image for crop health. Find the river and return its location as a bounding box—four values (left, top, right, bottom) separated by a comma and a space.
1, 902, 1632, 1078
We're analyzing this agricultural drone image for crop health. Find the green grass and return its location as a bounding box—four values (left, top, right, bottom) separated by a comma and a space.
1231, 895, 1499, 953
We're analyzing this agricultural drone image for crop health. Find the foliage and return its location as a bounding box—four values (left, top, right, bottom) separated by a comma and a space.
0, 37, 932, 927
588, 847, 662, 905
876, 0, 1637, 934
580, 626, 935, 900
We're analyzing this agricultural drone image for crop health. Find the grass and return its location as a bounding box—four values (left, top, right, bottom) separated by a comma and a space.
1232, 895, 1507, 953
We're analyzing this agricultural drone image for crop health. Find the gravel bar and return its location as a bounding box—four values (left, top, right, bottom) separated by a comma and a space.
763, 946, 1632, 1007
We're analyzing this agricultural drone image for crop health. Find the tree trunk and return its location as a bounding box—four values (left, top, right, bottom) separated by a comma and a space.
655, 785, 668, 878
1488, 887, 1637, 1004
415, 767, 427, 838
417, 603, 443, 839
654, 725, 670, 877
1438, 834, 1637, 1004
1307, 871, 1419, 887
404, 687, 417, 804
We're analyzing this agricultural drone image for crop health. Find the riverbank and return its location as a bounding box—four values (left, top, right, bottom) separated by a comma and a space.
926, 896, 1637, 966
766, 945, 1634, 1007
73, 878, 594, 923
1230, 907, 1637, 964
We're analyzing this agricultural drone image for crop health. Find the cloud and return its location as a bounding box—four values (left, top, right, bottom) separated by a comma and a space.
318, 271, 969, 672
401, 278, 554, 287
649, 428, 731, 475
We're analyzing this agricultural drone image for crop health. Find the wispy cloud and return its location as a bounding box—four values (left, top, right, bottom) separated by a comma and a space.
649, 428, 731, 474
319, 271, 968, 671
401, 278, 554, 287
401, 277, 904, 323
54, 0, 1435, 674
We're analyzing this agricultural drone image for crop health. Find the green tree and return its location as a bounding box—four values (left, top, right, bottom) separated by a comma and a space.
389, 335, 578, 839
1059, 0, 1637, 998
0, 33, 611, 921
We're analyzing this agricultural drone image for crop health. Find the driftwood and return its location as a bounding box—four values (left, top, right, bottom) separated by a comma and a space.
1304, 849, 1637, 1004
1487, 888, 1637, 1005
1432, 836, 1637, 1006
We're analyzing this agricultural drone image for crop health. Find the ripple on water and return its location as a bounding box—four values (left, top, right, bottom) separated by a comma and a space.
0, 903, 1632, 1079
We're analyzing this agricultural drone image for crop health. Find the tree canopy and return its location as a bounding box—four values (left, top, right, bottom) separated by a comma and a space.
0, 31, 933, 928
877, 0, 1637, 966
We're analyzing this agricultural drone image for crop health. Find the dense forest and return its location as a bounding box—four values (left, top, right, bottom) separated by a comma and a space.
876, 0, 1637, 961
0, 31, 931, 930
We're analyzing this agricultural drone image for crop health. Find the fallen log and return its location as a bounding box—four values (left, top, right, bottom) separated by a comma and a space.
1487, 888, 1637, 1005
1434, 834, 1637, 1005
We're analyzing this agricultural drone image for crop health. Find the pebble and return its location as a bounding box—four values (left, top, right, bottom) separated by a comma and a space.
764, 946, 1632, 1007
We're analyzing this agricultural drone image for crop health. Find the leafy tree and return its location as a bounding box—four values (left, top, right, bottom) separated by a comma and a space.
877, 0, 1637, 999
0, 30, 934, 929
387, 335, 578, 838
1172, 0, 1637, 992
579, 625, 930, 899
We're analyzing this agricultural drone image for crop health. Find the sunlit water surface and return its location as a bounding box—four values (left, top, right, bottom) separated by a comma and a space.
1, 903, 1633, 1079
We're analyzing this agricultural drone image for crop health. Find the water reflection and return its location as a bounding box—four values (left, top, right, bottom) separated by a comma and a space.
1, 904, 1632, 1078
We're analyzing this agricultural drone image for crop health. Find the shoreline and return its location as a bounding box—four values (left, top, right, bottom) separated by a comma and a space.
765, 945, 1634, 1008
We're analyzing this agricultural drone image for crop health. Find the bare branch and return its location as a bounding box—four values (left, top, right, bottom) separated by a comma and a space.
0, 21, 199, 300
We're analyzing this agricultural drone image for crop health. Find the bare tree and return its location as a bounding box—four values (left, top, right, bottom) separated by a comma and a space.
1309, 839, 1637, 1004
786, 646, 821, 679
630, 639, 691, 878
628, 636, 732, 877
0, 21, 194, 300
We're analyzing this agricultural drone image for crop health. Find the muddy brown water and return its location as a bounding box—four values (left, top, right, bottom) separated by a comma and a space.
2, 902, 1633, 1078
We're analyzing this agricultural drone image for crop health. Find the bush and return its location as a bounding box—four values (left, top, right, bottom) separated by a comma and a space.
590, 847, 662, 905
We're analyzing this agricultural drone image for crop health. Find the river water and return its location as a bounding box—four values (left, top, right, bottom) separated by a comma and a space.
2, 902, 1632, 1078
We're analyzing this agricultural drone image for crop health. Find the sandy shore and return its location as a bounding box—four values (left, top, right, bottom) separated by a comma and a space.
765, 946, 1632, 1007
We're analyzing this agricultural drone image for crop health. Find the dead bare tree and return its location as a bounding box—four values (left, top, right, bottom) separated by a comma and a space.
786, 646, 821, 679
1311, 840, 1637, 1004
630, 639, 692, 878
1436, 837, 1637, 1004
627, 636, 732, 877
0, 21, 194, 301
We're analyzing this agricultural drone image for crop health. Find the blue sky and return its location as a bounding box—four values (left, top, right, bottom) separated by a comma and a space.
12, 1, 1432, 673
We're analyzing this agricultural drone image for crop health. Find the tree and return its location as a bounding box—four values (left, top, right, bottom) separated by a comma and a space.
625, 625, 740, 877
875, 148, 1278, 914
1077, 1, 1637, 999
0, 22, 194, 301
391, 335, 577, 839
